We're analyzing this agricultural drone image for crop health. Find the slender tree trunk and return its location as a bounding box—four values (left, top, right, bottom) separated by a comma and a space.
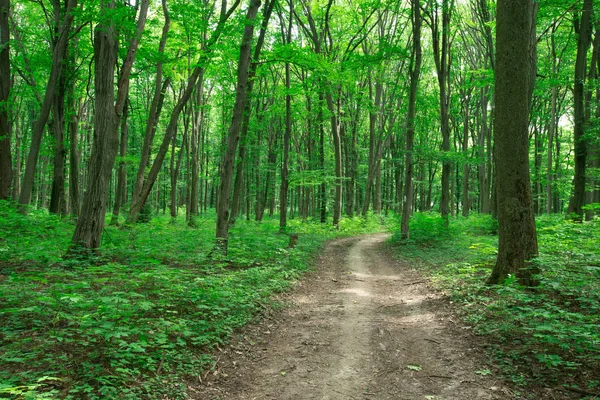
18, 0, 76, 212
215, 0, 262, 253
110, 102, 129, 225
547, 39, 558, 214
462, 93, 470, 217
0, 0, 10, 199
487, 0, 538, 286
401, 0, 422, 239
67, 44, 81, 216
279, 62, 291, 232
567, 0, 593, 221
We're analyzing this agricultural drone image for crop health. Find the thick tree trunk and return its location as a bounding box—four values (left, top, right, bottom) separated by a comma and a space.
215, 0, 262, 253
487, 0, 538, 286
567, 0, 593, 221
72, 0, 149, 250
0, 0, 11, 199
71, 8, 119, 249
401, 0, 422, 239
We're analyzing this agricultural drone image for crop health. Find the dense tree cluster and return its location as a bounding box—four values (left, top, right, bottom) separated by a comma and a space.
0, 0, 598, 276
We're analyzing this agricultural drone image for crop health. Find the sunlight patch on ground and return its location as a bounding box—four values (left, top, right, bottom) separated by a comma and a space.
338, 287, 371, 297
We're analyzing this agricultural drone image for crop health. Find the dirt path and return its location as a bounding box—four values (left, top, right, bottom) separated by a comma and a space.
192, 234, 517, 399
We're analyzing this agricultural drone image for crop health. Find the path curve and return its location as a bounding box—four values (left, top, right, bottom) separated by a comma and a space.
192, 234, 516, 399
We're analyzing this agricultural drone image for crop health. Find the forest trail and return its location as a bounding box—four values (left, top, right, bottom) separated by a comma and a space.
192, 234, 515, 400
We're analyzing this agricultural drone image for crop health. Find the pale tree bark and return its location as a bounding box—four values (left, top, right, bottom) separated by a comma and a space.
71, 0, 149, 250
0, 0, 10, 199
567, 0, 593, 221
401, 0, 422, 240
18, 0, 76, 212
214, 0, 262, 253
487, 0, 538, 286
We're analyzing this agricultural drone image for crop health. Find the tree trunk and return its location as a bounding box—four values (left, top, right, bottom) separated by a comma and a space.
279, 62, 291, 232
72, 0, 149, 250
0, 0, 10, 199
18, 0, 76, 212
71, 4, 119, 249
567, 0, 593, 221
487, 0, 538, 286
462, 92, 470, 217
68, 44, 81, 216
110, 102, 129, 225
401, 0, 422, 239
215, 0, 262, 253
131, 0, 171, 213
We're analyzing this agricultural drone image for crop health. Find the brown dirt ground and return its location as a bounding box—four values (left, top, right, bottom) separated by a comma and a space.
188, 234, 550, 400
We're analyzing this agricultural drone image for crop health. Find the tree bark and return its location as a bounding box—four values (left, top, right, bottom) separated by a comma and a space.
18, 0, 76, 212
215, 0, 262, 253
0, 0, 10, 200
110, 101, 129, 225
131, 0, 170, 210
567, 0, 593, 221
487, 0, 538, 286
72, 0, 148, 250
401, 0, 422, 240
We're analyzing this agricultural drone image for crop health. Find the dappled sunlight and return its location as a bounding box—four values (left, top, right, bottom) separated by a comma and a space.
338, 287, 371, 297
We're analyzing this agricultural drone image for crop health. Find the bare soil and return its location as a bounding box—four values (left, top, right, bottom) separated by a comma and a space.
190, 234, 520, 400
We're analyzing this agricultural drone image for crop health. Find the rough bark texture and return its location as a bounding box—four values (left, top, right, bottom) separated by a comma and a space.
215, 0, 262, 253
72, 0, 148, 249
0, 0, 10, 199
401, 0, 422, 240
487, 0, 539, 286
71, 12, 119, 249
567, 0, 593, 221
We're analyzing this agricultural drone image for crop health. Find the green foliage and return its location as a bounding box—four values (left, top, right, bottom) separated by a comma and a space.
392, 213, 600, 392
0, 201, 385, 399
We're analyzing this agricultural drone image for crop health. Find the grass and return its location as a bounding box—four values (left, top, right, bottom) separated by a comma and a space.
390, 212, 600, 397
0, 201, 387, 399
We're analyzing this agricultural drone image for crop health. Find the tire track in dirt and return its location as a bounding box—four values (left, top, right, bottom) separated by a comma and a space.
191, 234, 517, 400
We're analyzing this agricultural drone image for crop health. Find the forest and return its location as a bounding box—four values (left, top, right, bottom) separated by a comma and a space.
0, 0, 599, 398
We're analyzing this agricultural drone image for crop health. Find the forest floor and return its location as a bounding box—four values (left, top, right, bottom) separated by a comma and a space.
191, 234, 520, 400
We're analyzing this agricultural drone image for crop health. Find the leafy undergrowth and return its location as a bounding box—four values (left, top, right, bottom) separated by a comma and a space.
391, 212, 600, 398
0, 201, 387, 399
